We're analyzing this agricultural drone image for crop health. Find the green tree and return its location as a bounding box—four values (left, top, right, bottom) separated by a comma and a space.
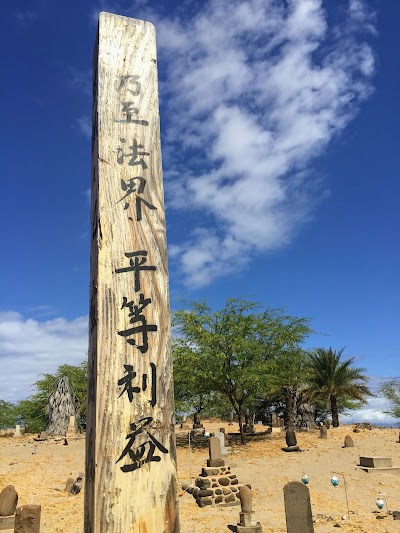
272, 347, 314, 430
173, 341, 229, 421
173, 298, 312, 443
305, 347, 372, 427
378, 379, 400, 419
0, 400, 18, 429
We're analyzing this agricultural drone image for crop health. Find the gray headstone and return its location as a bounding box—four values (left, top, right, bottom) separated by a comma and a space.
0, 485, 18, 516
343, 435, 354, 448
239, 485, 252, 513
14, 504, 41, 533
271, 413, 279, 427
13, 425, 22, 438
214, 431, 228, 456
319, 425, 327, 439
64, 477, 75, 492
286, 429, 297, 447
284, 481, 315, 533
209, 436, 222, 461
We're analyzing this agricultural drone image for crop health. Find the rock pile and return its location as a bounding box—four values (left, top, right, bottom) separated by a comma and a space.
185, 436, 248, 507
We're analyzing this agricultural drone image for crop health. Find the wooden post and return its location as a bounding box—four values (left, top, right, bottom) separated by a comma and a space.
85, 12, 179, 533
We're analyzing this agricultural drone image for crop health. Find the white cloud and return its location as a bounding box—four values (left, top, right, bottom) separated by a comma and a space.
89, 0, 376, 288
154, 0, 376, 287
0, 311, 88, 403
15, 10, 39, 28
76, 115, 91, 138
344, 395, 399, 426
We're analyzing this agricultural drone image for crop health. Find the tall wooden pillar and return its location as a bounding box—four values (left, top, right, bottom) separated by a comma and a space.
85, 12, 179, 533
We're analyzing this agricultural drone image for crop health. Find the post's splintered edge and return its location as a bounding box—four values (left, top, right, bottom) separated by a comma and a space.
98, 11, 156, 32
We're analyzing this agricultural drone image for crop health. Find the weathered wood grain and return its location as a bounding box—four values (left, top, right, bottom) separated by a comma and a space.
85, 12, 179, 533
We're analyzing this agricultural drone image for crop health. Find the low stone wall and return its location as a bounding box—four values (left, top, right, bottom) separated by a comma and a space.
0, 429, 14, 437
186, 465, 247, 507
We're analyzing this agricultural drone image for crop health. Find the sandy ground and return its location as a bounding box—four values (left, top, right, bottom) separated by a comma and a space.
1, 422, 400, 532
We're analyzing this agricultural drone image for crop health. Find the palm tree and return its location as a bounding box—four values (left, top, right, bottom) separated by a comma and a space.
306, 347, 373, 427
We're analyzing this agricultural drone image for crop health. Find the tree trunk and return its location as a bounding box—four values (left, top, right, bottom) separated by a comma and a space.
46, 376, 76, 435
237, 410, 246, 445
330, 395, 340, 427
283, 386, 295, 431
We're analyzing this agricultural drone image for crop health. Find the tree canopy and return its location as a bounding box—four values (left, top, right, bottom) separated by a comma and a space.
305, 347, 373, 427
379, 379, 400, 419
173, 298, 313, 442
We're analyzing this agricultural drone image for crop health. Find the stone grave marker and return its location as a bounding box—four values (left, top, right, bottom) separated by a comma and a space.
214, 431, 228, 457
343, 435, 354, 448
0, 485, 18, 517
284, 481, 314, 533
208, 437, 225, 467
14, 505, 41, 533
64, 477, 75, 492
271, 413, 279, 427
66, 415, 77, 438
319, 425, 327, 439
283, 430, 300, 452
13, 425, 22, 438
237, 485, 262, 532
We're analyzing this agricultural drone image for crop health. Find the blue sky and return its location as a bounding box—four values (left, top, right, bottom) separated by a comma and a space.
0, 0, 399, 423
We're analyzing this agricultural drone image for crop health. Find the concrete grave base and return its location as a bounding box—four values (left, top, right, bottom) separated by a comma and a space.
237, 524, 262, 533
356, 456, 400, 473
0, 515, 15, 531
207, 459, 225, 467
282, 446, 300, 452
359, 456, 392, 468
356, 466, 400, 474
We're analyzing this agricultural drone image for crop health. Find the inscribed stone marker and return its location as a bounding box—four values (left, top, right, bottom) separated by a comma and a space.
14, 505, 41, 533
319, 425, 327, 439
284, 481, 314, 533
0, 485, 18, 517
343, 435, 354, 448
84, 12, 179, 533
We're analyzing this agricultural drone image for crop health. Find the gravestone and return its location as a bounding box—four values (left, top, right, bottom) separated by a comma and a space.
319, 425, 327, 439
70, 473, 84, 495
207, 437, 225, 467
343, 435, 354, 448
64, 477, 75, 492
283, 430, 300, 452
214, 431, 228, 457
193, 412, 203, 430
271, 413, 279, 427
0, 485, 18, 516
236, 486, 262, 532
13, 425, 22, 438
14, 505, 41, 533
66, 415, 77, 438
284, 481, 314, 533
